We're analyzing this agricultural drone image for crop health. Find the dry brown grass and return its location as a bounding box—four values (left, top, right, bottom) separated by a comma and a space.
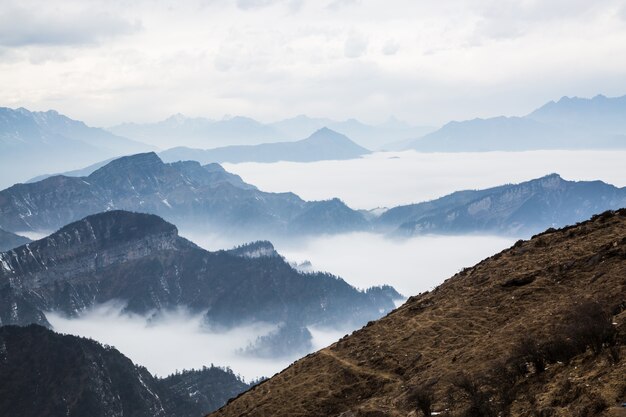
210, 210, 626, 417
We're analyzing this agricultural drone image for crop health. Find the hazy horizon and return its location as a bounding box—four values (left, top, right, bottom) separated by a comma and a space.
3, 1, 626, 127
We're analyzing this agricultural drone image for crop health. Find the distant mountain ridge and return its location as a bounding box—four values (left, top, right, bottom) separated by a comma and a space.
109, 114, 433, 151
404, 94, 626, 151
0, 228, 31, 251
0, 152, 366, 237
159, 127, 370, 164
377, 174, 626, 236
0, 210, 399, 338
0, 107, 153, 189
0, 324, 250, 417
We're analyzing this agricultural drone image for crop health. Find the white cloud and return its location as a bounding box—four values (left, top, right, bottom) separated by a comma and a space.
1, 0, 626, 126
381, 39, 400, 55
224, 150, 626, 209
0, 2, 140, 47
344, 34, 368, 58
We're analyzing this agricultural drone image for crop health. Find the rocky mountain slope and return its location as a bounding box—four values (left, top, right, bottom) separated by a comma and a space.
377, 174, 626, 236
0, 107, 152, 189
403, 94, 626, 152
0, 152, 367, 237
0, 324, 249, 417
210, 209, 626, 417
0, 211, 398, 352
0, 228, 31, 251
159, 127, 370, 164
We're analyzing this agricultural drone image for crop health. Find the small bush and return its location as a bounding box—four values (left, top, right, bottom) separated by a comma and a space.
407, 383, 435, 416
450, 373, 497, 417
564, 301, 617, 355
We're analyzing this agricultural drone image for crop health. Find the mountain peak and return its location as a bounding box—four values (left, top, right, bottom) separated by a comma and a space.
55, 210, 178, 246
88, 152, 163, 179
308, 127, 348, 140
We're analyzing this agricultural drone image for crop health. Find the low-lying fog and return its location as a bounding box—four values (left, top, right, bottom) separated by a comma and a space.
224, 150, 626, 209
49, 149, 621, 384
48, 303, 346, 381
181, 231, 515, 297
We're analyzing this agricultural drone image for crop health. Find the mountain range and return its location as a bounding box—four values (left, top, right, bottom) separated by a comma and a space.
376, 173, 626, 236
0, 228, 31, 252
0, 210, 399, 353
0, 324, 250, 417
2, 151, 625, 240
0, 107, 153, 189
109, 114, 433, 151
403, 94, 626, 151
210, 209, 626, 417
0, 152, 367, 238
159, 127, 370, 164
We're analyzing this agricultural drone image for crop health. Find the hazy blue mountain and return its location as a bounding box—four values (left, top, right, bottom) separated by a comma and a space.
377, 174, 626, 236
0, 324, 250, 417
527, 94, 626, 133
109, 114, 282, 149
269, 115, 434, 150
0, 152, 366, 237
0, 107, 153, 189
0, 228, 31, 251
159, 127, 370, 164
0, 210, 399, 337
27, 158, 116, 183
403, 94, 626, 151
108, 113, 433, 151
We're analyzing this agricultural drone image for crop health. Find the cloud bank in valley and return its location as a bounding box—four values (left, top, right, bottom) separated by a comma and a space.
48, 303, 346, 381
224, 150, 626, 209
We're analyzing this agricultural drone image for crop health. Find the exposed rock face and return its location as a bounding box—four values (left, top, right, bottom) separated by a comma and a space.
0, 324, 250, 417
0, 152, 367, 237
0, 211, 397, 336
209, 209, 626, 417
377, 174, 626, 236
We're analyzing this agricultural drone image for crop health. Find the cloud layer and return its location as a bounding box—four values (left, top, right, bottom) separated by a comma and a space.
224, 150, 626, 209
1, 0, 625, 126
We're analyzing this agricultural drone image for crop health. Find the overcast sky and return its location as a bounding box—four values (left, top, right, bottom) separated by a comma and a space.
1, 0, 626, 126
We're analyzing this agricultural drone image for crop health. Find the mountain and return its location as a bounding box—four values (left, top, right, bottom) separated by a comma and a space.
27, 157, 117, 183
109, 114, 282, 149
109, 113, 433, 151
269, 115, 434, 150
528, 94, 626, 134
0, 107, 153, 189
0, 152, 366, 237
403, 94, 626, 152
377, 174, 626, 236
0, 324, 250, 417
0, 211, 399, 346
159, 127, 371, 164
0, 228, 31, 251
209, 209, 626, 417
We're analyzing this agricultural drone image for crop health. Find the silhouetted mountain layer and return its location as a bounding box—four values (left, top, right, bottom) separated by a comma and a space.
0, 324, 249, 417
0, 152, 366, 237
377, 174, 626, 236
0, 107, 152, 189
404, 94, 626, 151
0, 211, 398, 336
159, 127, 370, 164
210, 209, 626, 417
0, 228, 31, 252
